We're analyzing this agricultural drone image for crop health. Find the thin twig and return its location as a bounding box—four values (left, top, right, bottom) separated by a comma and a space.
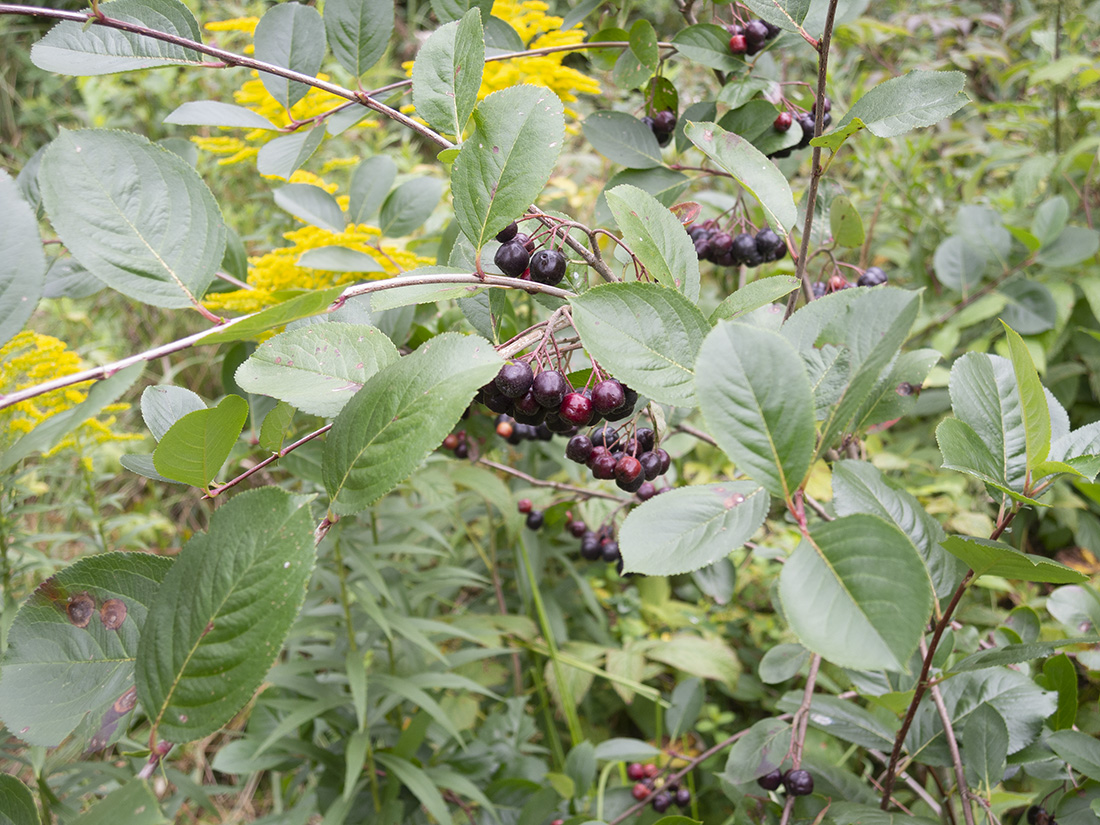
204, 424, 332, 499
928, 668, 976, 825
476, 457, 629, 503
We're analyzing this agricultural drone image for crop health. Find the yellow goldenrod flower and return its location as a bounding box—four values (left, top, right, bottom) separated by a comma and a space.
204, 16, 259, 54
0, 331, 140, 459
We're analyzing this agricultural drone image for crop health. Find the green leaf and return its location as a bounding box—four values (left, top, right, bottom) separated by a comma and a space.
140, 385, 205, 441
628, 18, 659, 70
738, 0, 810, 31
709, 276, 799, 322
452, 85, 564, 249
775, 693, 895, 750
0, 363, 144, 474
835, 70, 970, 138
581, 111, 663, 169
1037, 653, 1079, 731
379, 178, 444, 237
256, 126, 325, 179
758, 643, 809, 684
830, 803, 939, 825
644, 634, 741, 686
999, 279, 1057, 336
273, 183, 345, 233
718, 100, 801, 157
39, 129, 226, 309
71, 781, 166, 825
153, 395, 248, 487
829, 195, 865, 247
412, 9, 484, 138
258, 401, 295, 453
163, 101, 278, 130
619, 483, 768, 575
809, 116, 867, 152
952, 638, 1096, 672
936, 418, 1043, 505
324, 333, 501, 514
1037, 226, 1100, 268
297, 246, 385, 272
325, 0, 394, 77
431, 0, 493, 25
933, 235, 988, 294
348, 156, 397, 224
136, 488, 315, 744
0, 553, 173, 748
832, 460, 966, 600
684, 121, 797, 233
30, 0, 203, 75
671, 24, 747, 72
235, 323, 399, 418
592, 738, 661, 761
203, 287, 346, 344
373, 752, 450, 823
1002, 322, 1051, 471
0, 171, 45, 348
570, 283, 710, 407
963, 703, 1009, 796
779, 514, 933, 671
605, 184, 700, 302
941, 536, 1086, 583
1032, 197, 1069, 247
564, 741, 597, 798
253, 2, 326, 111
0, 775, 37, 825
721, 718, 790, 783
1048, 730, 1100, 782
666, 678, 704, 741
696, 321, 815, 500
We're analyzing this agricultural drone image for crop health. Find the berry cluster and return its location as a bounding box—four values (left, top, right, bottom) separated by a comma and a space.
1026, 806, 1057, 825
493, 221, 568, 285
811, 265, 889, 298
727, 18, 780, 56
770, 99, 832, 159
566, 424, 669, 495
757, 768, 814, 796
441, 431, 468, 459
517, 498, 545, 530
686, 223, 787, 268
628, 762, 692, 813
495, 414, 553, 445
641, 109, 677, 147
477, 363, 639, 436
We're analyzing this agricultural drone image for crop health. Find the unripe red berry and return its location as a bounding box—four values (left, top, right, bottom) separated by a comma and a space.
774, 111, 793, 132
729, 34, 748, 53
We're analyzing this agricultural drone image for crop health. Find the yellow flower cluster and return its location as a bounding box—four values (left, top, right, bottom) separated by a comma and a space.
481, 0, 601, 113
204, 222, 436, 314
0, 332, 138, 459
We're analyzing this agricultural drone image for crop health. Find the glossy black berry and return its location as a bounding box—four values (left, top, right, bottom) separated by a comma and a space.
566, 434, 593, 463
783, 769, 813, 796
653, 109, 676, 133
731, 233, 762, 267
674, 788, 691, 808
530, 249, 568, 286
453, 442, 468, 459
654, 448, 671, 475
495, 361, 534, 398
494, 240, 530, 277
858, 266, 887, 287
757, 769, 783, 791
634, 427, 655, 452
483, 386, 514, 414
525, 510, 544, 530
544, 413, 574, 434
590, 425, 620, 450
652, 792, 672, 814
580, 531, 602, 560
1027, 807, 1045, 825
496, 221, 518, 243
601, 539, 621, 563
591, 380, 626, 415
513, 232, 535, 252
744, 19, 769, 47
532, 370, 569, 409
755, 228, 785, 261
639, 451, 661, 481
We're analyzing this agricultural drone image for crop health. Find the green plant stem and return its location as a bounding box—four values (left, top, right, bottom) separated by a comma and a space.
785, 0, 842, 319
531, 664, 568, 769
517, 536, 584, 747
331, 538, 357, 653
79, 457, 111, 553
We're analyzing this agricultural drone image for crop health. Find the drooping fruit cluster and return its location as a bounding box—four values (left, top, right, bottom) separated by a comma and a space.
441, 430, 468, 459
495, 414, 553, 445
770, 98, 833, 159
628, 763, 692, 813
810, 265, 889, 298
577, 523, 621, 565
566, 422, 670, 494
727, 18, 780, 56
641, 109, 677, 147
757, 768, 814, 797
686, 222, 787, 268
518, 498, 545, 530
477, 364, 639, 437
492, 221, 568, 286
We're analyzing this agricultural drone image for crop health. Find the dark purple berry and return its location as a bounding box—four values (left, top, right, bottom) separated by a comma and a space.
590, 425, 620, 450
591, 452, 617, 480
762, 20, 780, 38
530, 249, 568, 286
591, 380, 626, 415
586, 444, 610, 468
639, 451, 661, 481
634, 427, 655, 452
559, 392, 594, 426
858, 266, 887, 287
812, 97, 831, 115
675, 787, 691, 808
513, 388, 541, 416
566, 434, 593, 463
453, 442, 468, 459
484, 387, 514, 415
495, 221, 518, 243
652, 792, 672, 814
580, 532, 602, 560
525, 510, 544, 530
544, 413, 575, 434
601, 539, 621, 563
532, 370, 569, 409
568, 520, 587, 538
783, 769, 813, 796
615, 455, 642, 485
513, 232, 535, 252
757, 769, 783, 791
744, 19, 769, 47
494, 240, 530, 277
495, 361, 534, 399
731, 233, 761, 267
756, 228, 785, 261
637, 482, 656, 501
655, 448, 671, 475
653, 110, 676, 133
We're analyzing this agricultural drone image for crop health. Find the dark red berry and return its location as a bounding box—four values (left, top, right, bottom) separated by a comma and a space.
627, 763, 646, 781
532, 370, 569, 409
675, 787, 691, 808
494, 240, 530, 277
591, 452, 617, 480
643, 764, 660, 779
637, 482, 656, 501
639, 451, 661, 480
828, 274, 849, 293
729, 34, 747, 53
632, 783, 650, 801
517, 498, 532, 513
757, 769, 783, 791
591, 380, 626, 415
566, 434, 593, 464
655, 448, 671, 475
495, 221, 518, 243
568, 520, 587, 538
513, 389, 542, 417
495, 361, 533, 398
783, 769, 813, 796
615, 455, 642, 484
587, 444, 611, 469
530, 249, 568, 286
634, 427, 655, 452
442, 433, 460, 450
525, 510, 544, 531
652, 791, 672, 813
559, 392, 594, 426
